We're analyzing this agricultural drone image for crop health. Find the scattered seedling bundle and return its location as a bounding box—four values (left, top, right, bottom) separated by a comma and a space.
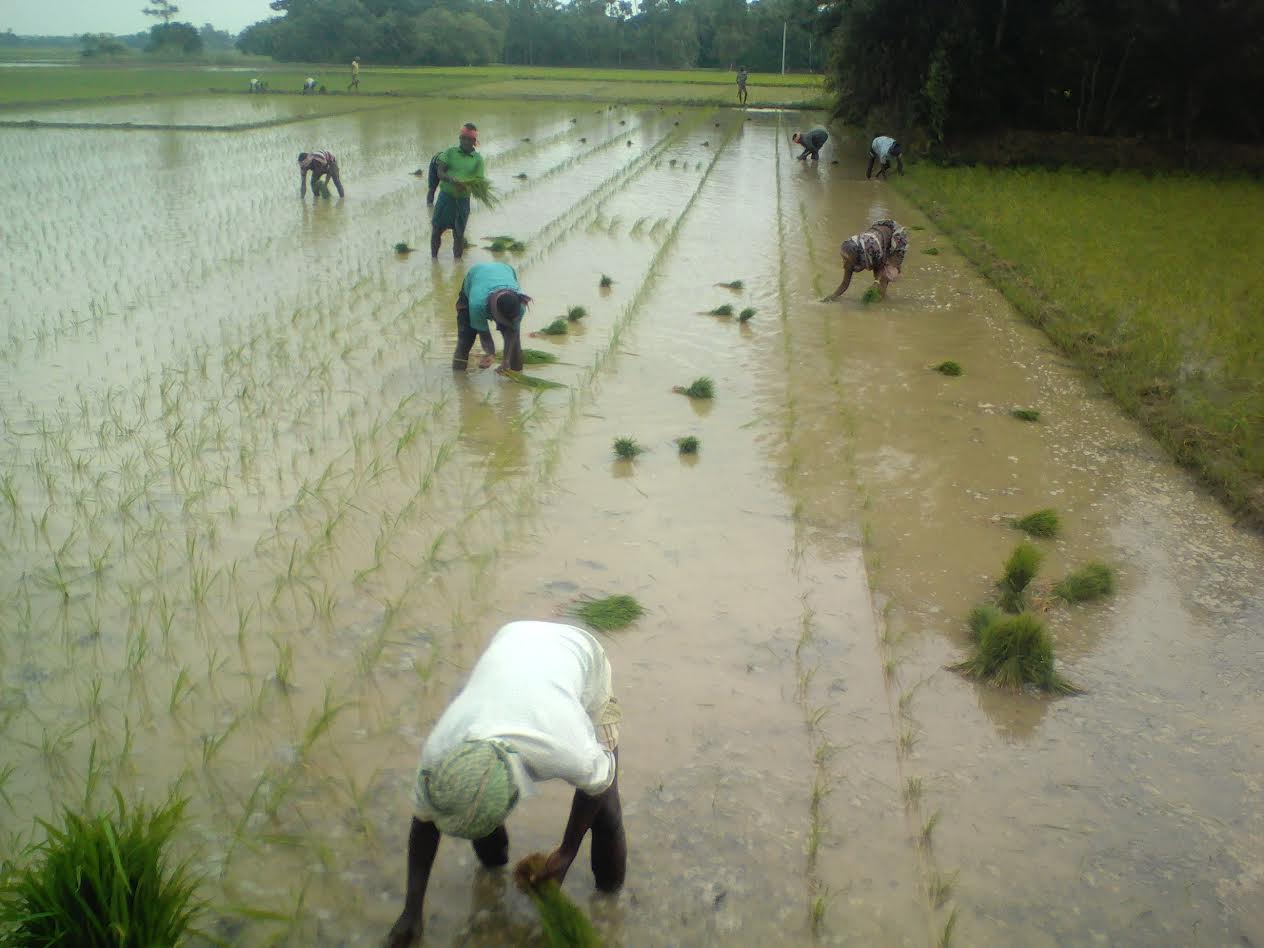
951, 610, 1079, 694
1053, 562, 1115, 602
672, 376, 714, 399
924, 247, 941, 255
612, 437, 644, 460
522, 348, 560, 365
861, 285, 883, 304
513, 854, 602, 948
566, 306, 588, 322
599, 274, 614, 288
485, 235, 526, 253
935, 361, 963, 376
394, 242, 416, 255
738, 307, 757, 322
1011, 508, 1060, 538
1011, 408, 1041, 422
568, 594, 645, 631
500, 370, 566, 390
998, 540, 1043, 613
676, 435, 700, 454
707, 304, 734, 316
717, 279, 744, 290
537, 318, 569, 336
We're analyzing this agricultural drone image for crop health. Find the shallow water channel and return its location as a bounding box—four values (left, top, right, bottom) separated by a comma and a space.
0, 98, 1261, 947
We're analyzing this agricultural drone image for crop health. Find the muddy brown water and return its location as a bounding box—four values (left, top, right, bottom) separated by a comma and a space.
0, 99, 1260, 947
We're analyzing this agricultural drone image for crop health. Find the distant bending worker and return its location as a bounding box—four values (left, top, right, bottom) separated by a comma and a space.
823, 219, 909, 302
452, 261, 532, 373
298, 151, 344, 198
736, 66, 749, 105
385, 620, 626, 948
302, 76, 317, 94
792, 126, 829, 161
868, 136, 904, 179
431, 124, 484, 258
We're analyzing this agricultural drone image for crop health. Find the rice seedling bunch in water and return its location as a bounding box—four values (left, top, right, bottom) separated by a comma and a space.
676, 436, 700, 455
539, 318, 568, 336
1012, 508, 1061, 538
998, 540, 1043, 612
501, 371, 566, 390
612, 437, 643, 460
1011, 408, 1041, 422
0, 793, 202, 947
708, 304, 734, 316
935, 361, 963, 376
456, 176, 500, 208
861, 285, 883, 304
966, 603, 1003, 641
951, 611, 1078, 694
924, 247, 941, 255
738, 307, 757, 322
569, 594, 645, 631
394, 242, 415, 254
673, 377, 714, 399
717, 279, 744, 290
1053, 562, 1115, 602
522, 349, 559, 365
567, 306, 588, 322
513, 854, 601, 948
599, 274, 614, 288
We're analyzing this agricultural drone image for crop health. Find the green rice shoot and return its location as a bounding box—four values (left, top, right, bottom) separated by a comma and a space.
612, 437, 644, 460
1053, 561, 1116, 603
394, 242, 415, 254
924, 247, 941, 255
966, 603, 1003, 641
569, 594, 645, 631
861, 285, 883, 304
673, 377, 714, 399
486, 236, 526, 253
998, 540, 1043, 612
513, 853, 602, 948
500, 370, 566, 390
676, 436, 700, 454
539, 318, 569, 336
1011, 408, 1041, 422
0, 792, 202, 947
1012, 508, 1061, 538
566, 306, 588, 322
935, 361, 963, 376
454, 175, 500, 208
717, 279, 744, 290
951, 611, 1079, 694
738, 307, 757, 322
599, 274, 614, 288
522, 349, 560, 365
708, 304, 734, 316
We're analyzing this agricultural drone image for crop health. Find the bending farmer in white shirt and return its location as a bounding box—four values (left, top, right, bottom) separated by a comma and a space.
386, 621, 626, 947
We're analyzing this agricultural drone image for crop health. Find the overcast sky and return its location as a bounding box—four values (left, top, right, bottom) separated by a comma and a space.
1, 0, 277, 36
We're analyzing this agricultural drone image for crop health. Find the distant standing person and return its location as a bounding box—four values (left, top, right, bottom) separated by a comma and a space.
792, 126, 829, 161
867, 136, 904, 179
452, 261, 532, 373
298, 151, 344, 199
736, 66, 749, 105
427, 122, 478, 208
302, 76, 317, 94
348, 58, 360, 91
823, 219, 909, 302
431, 125, 484, 259
249, 77, 263, 93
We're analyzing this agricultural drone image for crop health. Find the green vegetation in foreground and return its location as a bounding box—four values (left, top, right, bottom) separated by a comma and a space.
676, 435, 700, 454
537, 318, 569, 337
738, 307, 757, 322
0, 793, 201, 946
1053, 562, 1116, 603
953, 610, 1078, 695
935, 360, 963, 376
521, 349, 559, 365
673, 376, 714, 399
998, 540, 1043, 613
514, 854, 602, 947
501, 371, 566, 390
569, 594, 645, 632
566, 306, 588, 322
1011, 408, 1041, 422
1011, 508, 1061, 538
612, 437, 643, 460
861, 285, 883, 304
707, 304, 734, 316
897, 167, 1264, 528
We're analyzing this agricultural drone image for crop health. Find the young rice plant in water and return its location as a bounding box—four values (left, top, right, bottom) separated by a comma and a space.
952, 611, 1078, 694
612, 437, 643, 460
1054, 562, 1115, 602
566, 306, 588, 321
569, 594, 645, 632
999, 540, 1043, 612
708, 304, 734, 316
522, 349, 559, 365
738, 307, 756, 322
935, 361, 963, 376
1011, 408, 1041, 422
539, 318, 568, 336
513, 853, 601, 948
673, 377, 714, 399
861, 285, 883, 304
676, 436, 699, 455
1012, 508, 1060, 538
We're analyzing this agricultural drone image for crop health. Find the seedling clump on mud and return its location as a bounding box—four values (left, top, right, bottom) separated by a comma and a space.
394, 242, 416, 254
952, 610, 1079, 694
924, 247, 941, 255
708, 304, 734, 316
501, 370, 566, 390
1011, 408, 1041, 422
599, 274, 614, 288
717, 279, 744, 290
676, 436, 700, 454
998, 540, 1043, 612
514, 853, 602, 947
612, 437, 644, 460
862, 285, 883, 304
1012, 508, 1061, 538
537, 318, 569, 336
566, 306, 588, 322
522, 348, 559, 365
673, 376, 714, 399
738, 307, 757, 322
486, 236, 526, 253
935, 361, 963, 376
569, 594, 645, 632
1054, 562, 1115, 602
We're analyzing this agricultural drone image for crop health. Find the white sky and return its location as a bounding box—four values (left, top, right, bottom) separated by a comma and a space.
1, 0, 277, 36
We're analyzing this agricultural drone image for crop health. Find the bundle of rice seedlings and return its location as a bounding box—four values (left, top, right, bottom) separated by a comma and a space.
672, 377, 714, 399
394, 242, 416, 254
612, 437, 643, 460
522, 348, 559, 365
513, 854, 602, 948
1011, 508, 1061, 538
599, 274, 614, 288
966, 604, 1003, 641
998, 540, 1043, 612
861, 285, 883, 304
0, 793, 202, 946
514, 172, 529, 180
1011, 408, 1041, 422
717, 279, 744, 290
569, 594, 645, 631
708, 304, 734, 316
486, 236, 526, 253
951, 612, 1078, 694
411, 168, 426, 176
501, 371, 566, 390
924, 247, 941, 255
566, 306, 588, 322
454, 176, 500, 208
1053, 562, 1115, 603
738, 307, 757, 322
579, 137, 588, 143
935, 361, 963, 376
538, 319, 568, 336
676, 436, 700, 454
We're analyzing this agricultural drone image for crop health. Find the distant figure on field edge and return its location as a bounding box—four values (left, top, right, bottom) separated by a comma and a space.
385, 621, 626, 948
793, 126, 829, 161
249, 77, 265, 93
453, 261, 532, 373
431, 124, 483, 258
427, 122, 478, 208
823, 219, 909, 302
348, 58, 360, 91
736, 66, 749, 105
298, 151, 344, 198
868, 136, 904, 179
302, 76, 317, 94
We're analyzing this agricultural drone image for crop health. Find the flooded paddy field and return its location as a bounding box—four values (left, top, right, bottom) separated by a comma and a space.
1, 95, 1261, 947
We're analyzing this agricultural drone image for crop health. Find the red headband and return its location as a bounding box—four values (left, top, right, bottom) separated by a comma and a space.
459, 128, 478, 142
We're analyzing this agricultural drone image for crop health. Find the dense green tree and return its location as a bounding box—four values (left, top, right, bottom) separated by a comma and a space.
146, 21, 203, 54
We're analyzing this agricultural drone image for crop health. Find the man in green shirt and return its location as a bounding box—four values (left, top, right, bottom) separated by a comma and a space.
431, 126, 484, 259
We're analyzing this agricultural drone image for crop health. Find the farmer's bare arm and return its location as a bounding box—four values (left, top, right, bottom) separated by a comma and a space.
385, 818, 441, 948
538, 749, 620, 885
866, 156, 876, 179
825, 264, 854, 301
300, 168, 308, 197
330, 162, 345, 197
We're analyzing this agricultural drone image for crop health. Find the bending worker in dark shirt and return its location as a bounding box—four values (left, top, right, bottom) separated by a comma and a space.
792, 126, 829, 160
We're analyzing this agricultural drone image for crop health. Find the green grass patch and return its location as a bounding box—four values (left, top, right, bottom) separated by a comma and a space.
568, 594, 645, 632
1011, 508, 1060, 538
707, 304, 734, 316
998, 540, 1043, 612
951, 611, 1079, 694
935, 360, 963, 376
0, 792, 202, 946
538, 318, 568, 336
522, 349, 559, 365
896, 166, 1264, 528
612, 437, 643, 460
676, 436, 700, 454
1011, 408, 1041, 422
1053, 561, 1115, 602
738, 307, 757, 322
514, 853, 602, 947
673, 376, 714, 399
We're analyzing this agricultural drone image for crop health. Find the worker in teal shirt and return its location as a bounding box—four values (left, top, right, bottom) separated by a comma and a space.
453, 262, 533, 372
431, 125, 485, 258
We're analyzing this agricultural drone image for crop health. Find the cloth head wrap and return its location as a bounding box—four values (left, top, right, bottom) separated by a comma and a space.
488, 289, 527, 323
421, 740, 517, 839
459, 126, 478, 144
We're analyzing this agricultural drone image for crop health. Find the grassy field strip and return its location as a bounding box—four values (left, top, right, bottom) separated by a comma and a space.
0, 102, 402, 132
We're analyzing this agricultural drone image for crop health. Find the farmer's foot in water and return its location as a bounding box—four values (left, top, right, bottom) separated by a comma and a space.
477, 354, 494, 369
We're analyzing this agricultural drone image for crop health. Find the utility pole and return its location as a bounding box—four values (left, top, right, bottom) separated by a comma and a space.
781, 20, 787, 75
